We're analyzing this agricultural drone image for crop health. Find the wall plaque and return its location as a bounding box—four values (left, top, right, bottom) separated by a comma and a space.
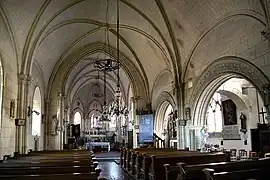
222, 125, 241, 140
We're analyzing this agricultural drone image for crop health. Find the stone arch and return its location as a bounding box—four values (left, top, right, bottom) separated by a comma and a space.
48, 42, 149, 104
73, 111, 82, 125
217, 89, 251, 111
28, 86, 43, 151
154, 91, 176, 137
153, 91, 176, 111
190, 56, 269, 126
87, 99, 103, 115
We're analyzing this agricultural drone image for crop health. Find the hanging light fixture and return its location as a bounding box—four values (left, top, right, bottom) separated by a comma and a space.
93, 0, 128, 121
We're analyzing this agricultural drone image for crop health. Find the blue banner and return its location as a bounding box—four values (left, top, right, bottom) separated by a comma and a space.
139, 114, 154, 143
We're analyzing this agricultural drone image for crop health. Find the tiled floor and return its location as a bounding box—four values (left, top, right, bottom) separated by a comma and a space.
98, 162, 134, 180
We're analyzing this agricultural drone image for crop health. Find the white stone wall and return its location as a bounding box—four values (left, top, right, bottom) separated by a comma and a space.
0, 15, 18, 159
25, 62, 45, 152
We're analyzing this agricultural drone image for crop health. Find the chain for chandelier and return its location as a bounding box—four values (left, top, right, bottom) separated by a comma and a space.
100, 0, 111, 122
115, 0, 121, 115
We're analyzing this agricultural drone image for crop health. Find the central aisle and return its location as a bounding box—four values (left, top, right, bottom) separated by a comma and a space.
98, 162, 132, 180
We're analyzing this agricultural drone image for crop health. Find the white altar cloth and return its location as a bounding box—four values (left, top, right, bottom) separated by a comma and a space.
86, 142, 110, 152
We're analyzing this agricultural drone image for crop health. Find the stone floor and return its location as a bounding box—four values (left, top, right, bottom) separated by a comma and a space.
98, 162, 133, 180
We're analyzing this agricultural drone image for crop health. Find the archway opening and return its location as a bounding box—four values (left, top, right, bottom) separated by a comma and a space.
155, 102, 176, 147
32, 87, 41, 135
31, 87, 42, 151
74, 111, 82, 125
193, 76, 266, 152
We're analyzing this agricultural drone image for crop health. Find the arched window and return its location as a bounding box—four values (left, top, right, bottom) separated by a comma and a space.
91, 113, 102, 128
74, 112, 81, 125
163, 104, 173, 132
207, 92, 223, 133
32, 87, 41, 136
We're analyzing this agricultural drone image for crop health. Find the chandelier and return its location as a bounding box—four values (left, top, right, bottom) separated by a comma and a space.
94, 0, 128, 122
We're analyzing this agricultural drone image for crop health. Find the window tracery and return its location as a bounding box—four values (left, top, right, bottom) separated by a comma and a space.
207, 92, 223, 132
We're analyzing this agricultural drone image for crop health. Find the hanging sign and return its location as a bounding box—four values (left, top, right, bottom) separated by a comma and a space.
139, 114, 154, 143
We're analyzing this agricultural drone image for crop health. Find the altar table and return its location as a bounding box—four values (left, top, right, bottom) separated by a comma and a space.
86, 142, 110, 152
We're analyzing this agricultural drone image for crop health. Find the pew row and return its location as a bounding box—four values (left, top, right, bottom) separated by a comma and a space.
203, 168, 268, 180
0, 150, 105, 180
164, 157, 270, 180
147, 152, 229, 180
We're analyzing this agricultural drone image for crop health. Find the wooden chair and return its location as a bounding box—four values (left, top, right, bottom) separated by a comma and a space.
249, 151, 257, 159
230, 149, 237, 161
239, 149, 248, 160
265, 153, 270, 158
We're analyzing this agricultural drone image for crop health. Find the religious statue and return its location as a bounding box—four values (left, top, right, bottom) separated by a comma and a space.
200, 126, 209, 151
262, 83, 270, 121
240, 112, 247, 133
50, 115, 59, 136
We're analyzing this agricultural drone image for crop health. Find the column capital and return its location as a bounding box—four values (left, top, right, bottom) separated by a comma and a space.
19, 74, 31, 81
131, 96, 141, 102
45, 98, 50, 103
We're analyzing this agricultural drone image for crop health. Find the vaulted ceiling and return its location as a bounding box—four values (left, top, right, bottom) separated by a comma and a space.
0, 0, 266, 111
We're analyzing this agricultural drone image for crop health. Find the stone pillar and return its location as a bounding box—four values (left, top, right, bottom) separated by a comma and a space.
47, 92, 64, 150
131, 96, 140, 148
44, 98, 50, 150
16, 74, 31, 155
187, 125, 204, 150
177, 122, 185, 149
175, 81, 185, 150
58, 93, 64, 150
63, 108, 68, 145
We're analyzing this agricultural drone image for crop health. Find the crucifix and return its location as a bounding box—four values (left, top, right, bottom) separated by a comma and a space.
259, 108, 267, 124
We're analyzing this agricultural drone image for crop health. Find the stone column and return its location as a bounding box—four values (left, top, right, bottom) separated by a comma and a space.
16, 74, 31, 155
175, 81, 185, 150
131, 96, 140, 148
44, 98, 50, 150
177, 122, 185, 149
58, 93, 64, 150
63, 108, 68, 145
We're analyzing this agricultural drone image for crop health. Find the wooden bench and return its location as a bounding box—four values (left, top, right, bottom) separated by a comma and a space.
164, 157, 270, 180
0, 172, 104, 180
137, 150, 199, 179
126, 148, 188, 178
121, 147, 176, 169
203, 168, 268, 180
0, 150, 104, 180
147, 152, 228, 180
129, 148, 178, 175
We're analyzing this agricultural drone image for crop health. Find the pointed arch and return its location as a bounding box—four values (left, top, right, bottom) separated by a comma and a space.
73, 111, 82, 125
32, 86, 42, 136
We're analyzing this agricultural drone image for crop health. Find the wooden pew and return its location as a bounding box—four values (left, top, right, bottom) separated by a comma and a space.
203, 168, 268, 180
129, 148, 178, 175
127, 148, 184, 178
0, 150, 104, 180
147, 152, 228, 180
0, 172, 103, 180
138, 150, 198, 179
125, 148, 194, 179
164, 157, 270, 180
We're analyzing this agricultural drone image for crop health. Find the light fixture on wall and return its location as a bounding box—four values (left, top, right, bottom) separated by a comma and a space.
10, 99, 15, 118
27, 106, 40, 117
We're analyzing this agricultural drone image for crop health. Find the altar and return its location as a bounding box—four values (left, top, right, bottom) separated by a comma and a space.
86, 142, 110, 152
